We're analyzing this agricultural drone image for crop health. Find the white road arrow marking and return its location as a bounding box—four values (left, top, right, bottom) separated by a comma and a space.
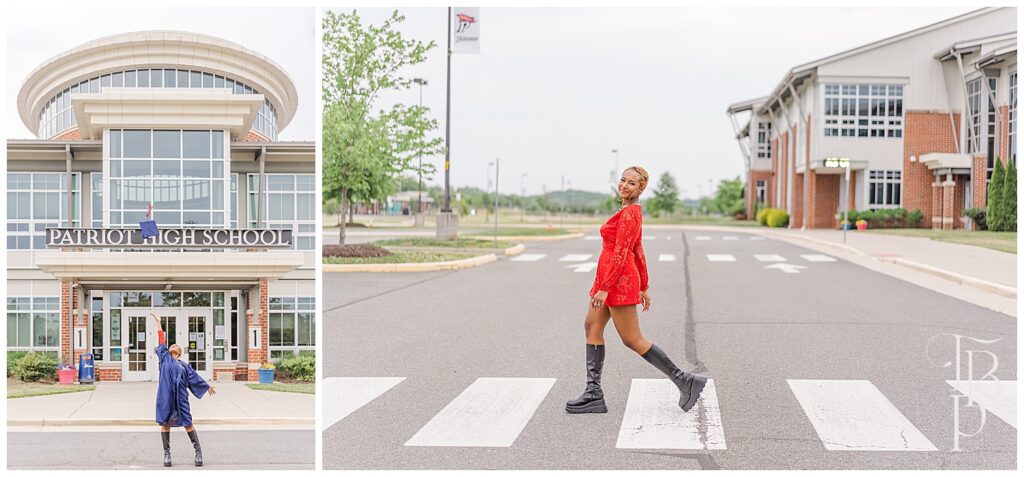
765, 263, 807, 274
567, 262, 598, 273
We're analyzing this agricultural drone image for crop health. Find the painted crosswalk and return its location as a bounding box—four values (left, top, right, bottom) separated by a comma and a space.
754, 254, 786, 262
788, 380, 937, 451
558, 254, 593, 262
511, 253, 546, 262
566, 262, 598, 273
405, 377, 556, 447
707, 254, 736, 262
703, 253, 837, 264
695, 236, 712, 241
585, 236, 600, 240
328, 376, 962, 453
323, 377, 406, 431
658, 254, 676, 262
616, 379, 726, 449
801, 254, 837, 262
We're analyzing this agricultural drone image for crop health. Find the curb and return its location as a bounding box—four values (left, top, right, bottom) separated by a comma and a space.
323, 253, 497, 273
7, 417, 315, 427
380, 243, 525, 257
462, 232, 584, 242
678, 224, 1016, 299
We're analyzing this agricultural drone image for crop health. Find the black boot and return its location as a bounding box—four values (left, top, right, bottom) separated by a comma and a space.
641, 343, 707, 412
161, 431, 171, 467
566, 344, 608, 413
187, 429, 203, 467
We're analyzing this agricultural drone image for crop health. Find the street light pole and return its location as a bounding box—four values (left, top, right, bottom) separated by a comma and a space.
443, 7, 452, 213
486, 162, 494, 223
610, 148, 619, 189
560, 175, 565, 229
413, 78, 428, 222
493, 158, 500, 247
520, 173, 527, 223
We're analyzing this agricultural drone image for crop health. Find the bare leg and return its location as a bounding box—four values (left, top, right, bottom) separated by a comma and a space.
584, 302, 611, 345
607, 304, 652, 355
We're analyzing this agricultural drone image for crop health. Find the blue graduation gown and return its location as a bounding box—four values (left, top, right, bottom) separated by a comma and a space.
154, 343, 210, 427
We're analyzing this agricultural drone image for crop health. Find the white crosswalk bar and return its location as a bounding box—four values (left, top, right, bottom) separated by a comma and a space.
722, 236, 738, 240
567, 262, 598, 273
695, 236, 711, 241
405, 377, 556, 447
559, 254, 592, 262
511, 254, 546, 262
788, 380, 937, 451
658, 254, 676, 262
750, 237, 765, 240
754, 254, 786, 262
801, 254, 836, 262
946, 380, 1017, 429
323, 377, 406, 431
707, 254, 735, 262
584, 236, 600, 241
644, 235, 656, 240
616, 379, 726, 449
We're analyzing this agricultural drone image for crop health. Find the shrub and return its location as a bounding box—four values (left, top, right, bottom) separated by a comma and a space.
11, 352, 58, 382
907, 209, 925, 226
7, 351, 29, 377
1005, 160, 1017, 232
962, 208, 987, 230
844, 210, 859, 222
322, 244, 392, 258
987, 159, 1006, 231
756, 207, 771, 226
766, 209, 789, 228
275, 353, 315, 382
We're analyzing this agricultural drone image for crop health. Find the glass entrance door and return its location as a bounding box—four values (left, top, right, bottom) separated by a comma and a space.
124, 314, 151, 381
186, 310, 213, 380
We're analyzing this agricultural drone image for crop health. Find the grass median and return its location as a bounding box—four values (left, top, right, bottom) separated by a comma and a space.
374, 238, 517, 249
244, 383, 315, 394
864, 228, 1016, 254
323, 250, 479, 265
468, 227, 573, 237
8, 381, 96, 399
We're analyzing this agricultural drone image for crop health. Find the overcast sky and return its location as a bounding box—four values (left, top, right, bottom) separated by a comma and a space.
335, 6, 979, 199
5, 7, 315, 141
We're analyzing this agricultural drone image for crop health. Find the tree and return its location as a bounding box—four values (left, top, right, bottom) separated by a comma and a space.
647, 172, 680, 217
322, 10, 444, 244
711, 176, 746, 216
1004, 159, 1016, 232
987, 159, 1005, 231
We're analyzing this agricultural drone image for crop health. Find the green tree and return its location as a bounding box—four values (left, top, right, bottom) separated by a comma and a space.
1004, 159, 1016, 231
712, 176, 746, 216
647, 172, 680, 217
987, 159, 1005, 231
322, 10, 444, 244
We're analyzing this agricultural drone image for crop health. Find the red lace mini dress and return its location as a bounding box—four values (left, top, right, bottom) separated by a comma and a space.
589, 203, 649, 306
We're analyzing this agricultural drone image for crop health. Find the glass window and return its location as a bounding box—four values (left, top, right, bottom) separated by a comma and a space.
190, 71, 202, 89
153, 130, 181, 158
183, 292, 211, 307
125, 70, 137, 87
177, 70, 189, 88
109, 130, 122, 158
137, 69, 149, 87
112, 71, 123, 87
164, 69, 176, 88
183, 131, 211, 158
212, 131, 224, 158
6, 173, 81, 249
202, 72, 214, 88
150, 69, 163, 87
123, 130, 151, 158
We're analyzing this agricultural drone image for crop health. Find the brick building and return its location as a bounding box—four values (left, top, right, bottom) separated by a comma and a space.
727, 8, 1016, 230
6, 31, 315, 382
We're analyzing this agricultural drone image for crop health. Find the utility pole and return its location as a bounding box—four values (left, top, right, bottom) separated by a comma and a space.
493, 158, 500, 247
436, 7, 457, 239
413, 78, 428, 226
520, 173, 527, 223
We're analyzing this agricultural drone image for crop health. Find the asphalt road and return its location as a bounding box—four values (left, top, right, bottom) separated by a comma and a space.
323, 228, 1016, 470
7, 430, 314, 470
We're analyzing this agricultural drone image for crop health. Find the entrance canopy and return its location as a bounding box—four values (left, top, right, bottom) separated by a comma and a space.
34, 251, 304, 290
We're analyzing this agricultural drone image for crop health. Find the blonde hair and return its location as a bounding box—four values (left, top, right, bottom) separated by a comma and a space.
169, 344, 182, 358
624, 166, 650, 199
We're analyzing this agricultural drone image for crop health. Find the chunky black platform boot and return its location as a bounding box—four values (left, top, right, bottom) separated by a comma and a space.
161, 431, 172, 467
187, 429, 203, 467
566, 344, 608, 414
641, 343, 707, 412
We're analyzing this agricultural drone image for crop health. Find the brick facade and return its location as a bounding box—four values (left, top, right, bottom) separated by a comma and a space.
243, 130, 271, 142
812, 174, 840, 228
902, 111, 961, 228
246, 278, 270, 382
54, 128, 82, 140
747, 170, 773, 218
791, 173, 804, 228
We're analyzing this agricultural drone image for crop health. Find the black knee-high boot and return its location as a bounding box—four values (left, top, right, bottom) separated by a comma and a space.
161, 431, 171, 467
187, 429, 203, 467
566, 344, 607, 413
641, 343, 707, 412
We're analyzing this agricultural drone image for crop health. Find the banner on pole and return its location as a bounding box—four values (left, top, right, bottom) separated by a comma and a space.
452, 7, 480, 54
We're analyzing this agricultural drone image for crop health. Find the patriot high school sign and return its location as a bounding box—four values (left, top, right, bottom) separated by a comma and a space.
46, 228, 293, 249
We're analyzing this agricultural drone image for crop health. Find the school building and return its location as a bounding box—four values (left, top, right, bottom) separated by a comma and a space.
727, 7, 1016, 229
6, 31, 315, 381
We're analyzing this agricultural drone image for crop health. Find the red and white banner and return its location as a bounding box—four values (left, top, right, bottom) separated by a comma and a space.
452, 7, 480, 54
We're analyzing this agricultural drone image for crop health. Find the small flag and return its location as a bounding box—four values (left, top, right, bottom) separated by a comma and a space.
452, 7, 480, 54
140, 203, 159, 239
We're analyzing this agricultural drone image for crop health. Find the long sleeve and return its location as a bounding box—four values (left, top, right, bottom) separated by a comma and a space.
156, 343, 170, 364
182, 362, 211, 399
634, 241, 649, 292
598, 205, 642, 291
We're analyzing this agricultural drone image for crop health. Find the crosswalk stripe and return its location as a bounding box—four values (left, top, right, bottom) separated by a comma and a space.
750, 237, 765, 241
559, 254, 592, 262
754, 254, 787, 262
788, 380, 937, 451
405, 377, 556, 447
658, 254, 676, 262
723, 236, 738, 240
946, 380, 1017, 429
695, 236, 711, 241
644, 235, 656, 240
567, 262, 598, 273
323, 377, 405, 431
584, 236, 600, 241
801, 254, 837, 262
707, 254, 735, 262
511, 254, 546, 262
616, 379, 726, 450
666, 236, 672, 240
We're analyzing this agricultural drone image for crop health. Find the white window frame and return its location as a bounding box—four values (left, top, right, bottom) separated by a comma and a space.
823, 83, 903, 138
867, 169, 902, 208
6, 172, 81, 250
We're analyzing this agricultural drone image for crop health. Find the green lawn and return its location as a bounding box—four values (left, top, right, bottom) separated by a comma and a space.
374, 238, 517, 249
8, 382, 96, 399
323, 251, 479, 265
865, 228, 1017, 254
466, 228, 574, 237
244, 383, 315, 394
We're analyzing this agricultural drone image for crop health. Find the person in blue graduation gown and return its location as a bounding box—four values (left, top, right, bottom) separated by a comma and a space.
152, 314, 216, 467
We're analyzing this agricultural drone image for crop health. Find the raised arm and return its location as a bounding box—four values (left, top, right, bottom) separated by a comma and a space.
151, 313, 169, 363
598, 205, 643, 292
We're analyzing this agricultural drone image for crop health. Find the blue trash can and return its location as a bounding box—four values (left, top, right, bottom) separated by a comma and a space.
78, 353, 95, 384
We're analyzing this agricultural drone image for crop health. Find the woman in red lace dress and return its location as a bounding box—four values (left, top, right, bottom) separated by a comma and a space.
566, 166, 708, 414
